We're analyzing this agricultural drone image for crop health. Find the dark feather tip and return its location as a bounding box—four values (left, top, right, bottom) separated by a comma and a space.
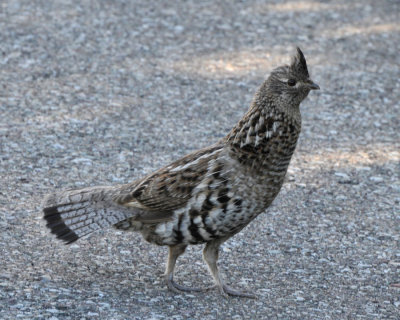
43, 207, 79, 244
296, 47, 305, 60
291, 47, 309, 77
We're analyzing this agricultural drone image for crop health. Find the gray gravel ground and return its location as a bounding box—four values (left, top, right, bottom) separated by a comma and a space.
1, 0, 399, 319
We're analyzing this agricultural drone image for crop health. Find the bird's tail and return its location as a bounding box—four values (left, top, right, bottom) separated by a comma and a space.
43, 186, 135, 244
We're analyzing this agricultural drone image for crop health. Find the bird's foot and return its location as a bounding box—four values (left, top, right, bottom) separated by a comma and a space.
218, 284, 257, 299
166, 275, 214, 293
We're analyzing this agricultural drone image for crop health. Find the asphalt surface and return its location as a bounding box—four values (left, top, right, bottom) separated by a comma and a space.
0, 0, 399, 319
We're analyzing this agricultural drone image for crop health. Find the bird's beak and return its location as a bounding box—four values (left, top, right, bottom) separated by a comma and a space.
307, 81, 320, 90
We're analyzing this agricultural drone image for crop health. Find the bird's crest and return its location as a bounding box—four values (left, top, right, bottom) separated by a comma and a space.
290, 47, 309, 78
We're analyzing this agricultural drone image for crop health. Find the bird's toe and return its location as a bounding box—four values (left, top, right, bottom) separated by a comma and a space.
166, 276, 214, 293
220, 284, 257, 299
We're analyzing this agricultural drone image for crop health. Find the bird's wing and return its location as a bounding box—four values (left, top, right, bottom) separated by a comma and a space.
113, 145, 222, 222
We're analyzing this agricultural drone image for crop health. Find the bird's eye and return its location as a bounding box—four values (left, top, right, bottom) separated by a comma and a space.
287, 79, 296, 86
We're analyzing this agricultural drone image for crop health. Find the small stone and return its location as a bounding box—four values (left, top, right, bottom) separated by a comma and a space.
46, 308, 59, 314
87, 312, 99, 316
174, 25, 184, 33
334, 172, 350, 180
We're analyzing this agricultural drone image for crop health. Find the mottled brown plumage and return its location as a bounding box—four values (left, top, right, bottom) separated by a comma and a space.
43, 47, 319, 297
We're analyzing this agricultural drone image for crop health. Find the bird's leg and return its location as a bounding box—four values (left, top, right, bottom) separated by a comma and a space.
165, 244, 211, 293
203, 240, 257, 298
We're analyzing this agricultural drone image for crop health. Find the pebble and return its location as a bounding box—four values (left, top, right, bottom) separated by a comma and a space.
334, 172, 350, 180
369, 176, 384, 182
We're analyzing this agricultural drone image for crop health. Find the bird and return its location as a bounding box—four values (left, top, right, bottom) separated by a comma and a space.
43, 47, 319, 298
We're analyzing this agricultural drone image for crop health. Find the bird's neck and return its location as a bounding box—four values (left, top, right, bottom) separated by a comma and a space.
223, 92, 301, 167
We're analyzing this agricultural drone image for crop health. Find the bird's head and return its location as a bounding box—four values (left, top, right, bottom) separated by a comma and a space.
265, 47, 319, 106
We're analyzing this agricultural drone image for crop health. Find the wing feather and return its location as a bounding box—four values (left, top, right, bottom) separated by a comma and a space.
113, 145, 222, 221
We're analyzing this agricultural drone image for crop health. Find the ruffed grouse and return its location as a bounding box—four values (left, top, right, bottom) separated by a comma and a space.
43, 47, 319, 298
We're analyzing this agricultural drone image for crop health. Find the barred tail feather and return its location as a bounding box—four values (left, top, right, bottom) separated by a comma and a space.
43, 186, 135, 244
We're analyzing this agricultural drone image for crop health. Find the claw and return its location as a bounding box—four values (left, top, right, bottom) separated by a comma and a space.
220, 284, 257, 299
166, 274, 214, 293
